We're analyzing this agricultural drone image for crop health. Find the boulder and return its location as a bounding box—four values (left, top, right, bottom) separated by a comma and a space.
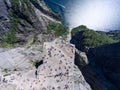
75, 49, 89, 66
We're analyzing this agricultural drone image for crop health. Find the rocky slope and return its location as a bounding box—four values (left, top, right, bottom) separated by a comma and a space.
0, 0, 93, 90
75, 49, 109, 90
97, 30, 120, 41
0, 39, 92, 90
70, 27, 120, 90
1, 0, 119, 90
0, 0, 60, 46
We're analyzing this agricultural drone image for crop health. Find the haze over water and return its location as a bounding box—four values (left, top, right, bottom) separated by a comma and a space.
44, 0, 120, 31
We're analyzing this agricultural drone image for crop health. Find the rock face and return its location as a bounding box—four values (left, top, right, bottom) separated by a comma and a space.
70, 31, 85, 51
75, 49, 109, 90
0, 39, 92, 90
0, 0, 11, 41
0, 44, 43, 71
0, 0, 93, 89
0, 0, 60, 45
0, 48, 34, 70
89, 42, 120, 89
74, 65, 92, 90
75, 49, 89, 66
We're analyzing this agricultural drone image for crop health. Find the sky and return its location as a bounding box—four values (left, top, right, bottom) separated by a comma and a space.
44, 0, 120, 31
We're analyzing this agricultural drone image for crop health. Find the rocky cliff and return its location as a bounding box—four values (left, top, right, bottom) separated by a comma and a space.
70, 27, 120, 90
0, 39, 92, 90
1, 0, 119, 90
89, 42, 120, 89
0, 0, 60, 46
0, 0, 93, 90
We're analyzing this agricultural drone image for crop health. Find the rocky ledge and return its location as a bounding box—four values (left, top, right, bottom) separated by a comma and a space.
0, 39, 91, 90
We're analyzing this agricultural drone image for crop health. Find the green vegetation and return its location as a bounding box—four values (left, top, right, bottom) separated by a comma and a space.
71, 25, 88, 36
11, 0, 32, 14
0, 29, 16, 48
106, 30, 120, 41
33, 35, 38, 44
4, 29, 16, 44
11, 0, 30, 8
21, 0, 32, 12
11, 0, 20, 9
82, 30, 116, 47
0, 17, 19, 47
71, 25, 117, 47
47, 22, 69, 38
25, 35, 38, 48
25, 39, 34, 48
5, 17, 19, 44
113, 37, 120, 41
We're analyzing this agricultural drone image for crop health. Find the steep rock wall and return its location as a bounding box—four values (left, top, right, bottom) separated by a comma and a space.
0, 0, 60, 45
89, 42, 120, 89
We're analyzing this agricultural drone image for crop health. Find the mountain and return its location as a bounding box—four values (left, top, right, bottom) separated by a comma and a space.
70, 25, 118, 52
70, 26, 120, 90
0, 0, 92, 90
0, 0, 61, 47
0, 0, 120, 90
97, 30, 120, 41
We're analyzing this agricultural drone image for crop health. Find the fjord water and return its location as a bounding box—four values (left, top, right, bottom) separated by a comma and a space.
44, 0, 120, 31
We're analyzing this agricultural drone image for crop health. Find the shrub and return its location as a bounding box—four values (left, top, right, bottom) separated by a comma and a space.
25, 35, 38, 48
4, 29, 17, 44
47, 22, 69, 37
82, 30, 116, 47
5, 17, 19, 44
0, 17, 19, 47
71, 25, 117, 47
11, 0, 20, 10
71, 25, 88, 36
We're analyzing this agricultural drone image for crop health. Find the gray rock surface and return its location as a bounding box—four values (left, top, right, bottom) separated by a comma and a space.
0, 45, 43, 71
74, 65, 91, 90
0, 39, 92, 90
0, 0, 11, 40
1, 0, 114, 90
0, 0, 60, 45
75, 49, 89, 66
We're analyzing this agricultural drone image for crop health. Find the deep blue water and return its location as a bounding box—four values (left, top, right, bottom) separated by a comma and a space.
44, 0, 120, 31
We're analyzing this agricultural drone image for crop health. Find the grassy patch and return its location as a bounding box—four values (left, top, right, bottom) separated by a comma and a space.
0, 17, 20, 47
33, 35, 38, 44
4, 29, 16, 44
71, 25, 117, 47
11, 0, 30, 8
25, 35, 38, 48
82, 30, 116, 47
71, 25, 88, 36
47, 22, 69, 38
11, 0, 20, 9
